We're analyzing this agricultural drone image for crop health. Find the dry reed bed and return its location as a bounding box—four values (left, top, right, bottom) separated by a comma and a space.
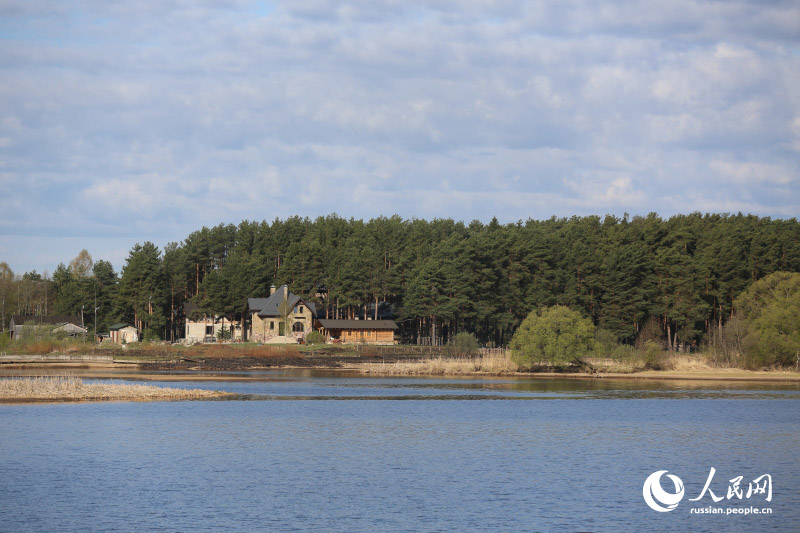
357, 352, 520, 375
357, 352, 720, 376
587, 354, 715, 373
2, 340, 305, 360
0, 376, 232, 402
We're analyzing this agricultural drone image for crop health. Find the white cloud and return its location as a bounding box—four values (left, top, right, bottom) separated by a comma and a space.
0, 0, 798, 273
710, 160, 795, 186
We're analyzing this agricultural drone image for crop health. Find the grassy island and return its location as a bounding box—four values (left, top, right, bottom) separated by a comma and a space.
0, 376, 233, 403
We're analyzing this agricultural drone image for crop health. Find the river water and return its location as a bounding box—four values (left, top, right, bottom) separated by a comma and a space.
1, 371, 798, 532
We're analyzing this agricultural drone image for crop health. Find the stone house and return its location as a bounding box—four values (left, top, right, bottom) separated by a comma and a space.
182, 301, 242, 343
248, 285, 317, 342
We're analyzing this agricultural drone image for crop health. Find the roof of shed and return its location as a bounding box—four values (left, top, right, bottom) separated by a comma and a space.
11, 315, 82, 326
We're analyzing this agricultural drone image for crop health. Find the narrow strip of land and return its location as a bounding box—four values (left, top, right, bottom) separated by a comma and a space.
0, 376, 234, 403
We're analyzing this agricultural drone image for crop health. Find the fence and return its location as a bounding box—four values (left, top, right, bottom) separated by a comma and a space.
352, 345, 509, 359
0, 354, 114, 363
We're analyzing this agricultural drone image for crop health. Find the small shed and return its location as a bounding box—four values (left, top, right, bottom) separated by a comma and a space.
109, 324, 139, 344
314, 319, 398, 345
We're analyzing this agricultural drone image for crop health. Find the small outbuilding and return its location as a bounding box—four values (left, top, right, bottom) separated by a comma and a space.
109, 323, 139, 344
314, 319, 398, 345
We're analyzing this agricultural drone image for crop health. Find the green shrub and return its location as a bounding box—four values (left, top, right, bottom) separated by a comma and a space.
642, 340, 668, 370
593, 328, 620, 357
142, 328, 160, 342
444, 332, 480, 357
608, 344, 639, 366
305, 331, 325, 345
735, 272, 800, 369
510, 306, 595, 369
0, 331, 10, 351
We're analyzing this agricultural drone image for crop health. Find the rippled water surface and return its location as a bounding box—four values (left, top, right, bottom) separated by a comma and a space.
1, 371, 799, 532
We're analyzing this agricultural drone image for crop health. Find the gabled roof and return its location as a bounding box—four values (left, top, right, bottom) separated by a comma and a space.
56, 323, 88, 334
247, 298, 270, 312
248, 285, 317, 318
109, 323, 135, 331
315, 319, 398, 330
11, 315, 82, 326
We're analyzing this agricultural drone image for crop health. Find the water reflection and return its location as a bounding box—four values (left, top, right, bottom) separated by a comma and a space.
6, 367, 796, 402
1, 371, 798, 532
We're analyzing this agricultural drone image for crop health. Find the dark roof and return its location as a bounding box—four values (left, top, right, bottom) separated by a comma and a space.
247, 298, 270, 312
248, 285, 317, 317
109, 323, 134, 331
11, 315, 82, 326
315, 319, 398, 330
183, 300, 226, 320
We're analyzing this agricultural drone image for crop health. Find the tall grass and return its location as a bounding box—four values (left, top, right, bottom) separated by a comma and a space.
588, 343, 715, 373
358, 350, 519, 375
3, 337, 306, 360
3, 335, 93, 356
0, 376, 231, 401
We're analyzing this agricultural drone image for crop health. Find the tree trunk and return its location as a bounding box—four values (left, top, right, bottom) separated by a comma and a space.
666, 322, 672, 351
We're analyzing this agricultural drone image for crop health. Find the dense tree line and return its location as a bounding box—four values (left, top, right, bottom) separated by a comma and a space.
1, 213, 798, 347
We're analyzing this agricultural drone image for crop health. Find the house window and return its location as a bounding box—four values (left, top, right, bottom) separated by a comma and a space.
292, 322, 304, 333
269, 321, 274, 330
294, 305, 303, 314
206, 325, 213, 335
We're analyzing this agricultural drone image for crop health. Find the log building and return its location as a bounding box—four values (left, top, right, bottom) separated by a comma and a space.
314, 319, 398, 345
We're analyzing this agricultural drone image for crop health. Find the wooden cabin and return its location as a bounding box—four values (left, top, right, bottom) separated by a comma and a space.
314, 319, 398, 345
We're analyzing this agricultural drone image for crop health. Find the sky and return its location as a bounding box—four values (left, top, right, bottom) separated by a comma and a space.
1, 0, 799, 275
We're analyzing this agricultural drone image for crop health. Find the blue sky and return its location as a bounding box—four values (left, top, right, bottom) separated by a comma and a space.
1, 0, 798, 275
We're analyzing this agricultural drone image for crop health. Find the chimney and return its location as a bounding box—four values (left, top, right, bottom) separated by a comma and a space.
270, 285, 276, 295
283, 285, 288, 300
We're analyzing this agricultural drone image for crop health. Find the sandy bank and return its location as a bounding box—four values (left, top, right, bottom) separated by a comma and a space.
1, 359, 798, 384
353, 362, 800, 382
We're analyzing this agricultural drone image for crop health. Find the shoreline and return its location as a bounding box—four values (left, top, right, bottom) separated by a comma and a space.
352, 365, 800, 382
1, 360, 799, 383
